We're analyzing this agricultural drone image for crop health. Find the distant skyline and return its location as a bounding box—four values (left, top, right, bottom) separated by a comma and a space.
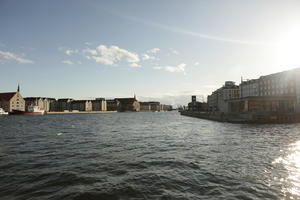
1, 0, 300, 105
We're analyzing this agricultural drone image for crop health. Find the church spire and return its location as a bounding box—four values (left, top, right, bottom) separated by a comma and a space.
134, 93, 136, 100
17, 83, 20, 92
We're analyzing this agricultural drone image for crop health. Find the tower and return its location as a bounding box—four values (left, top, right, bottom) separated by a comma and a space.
134, 94, 136, 100
17, 83, 20, 92
192, 95, 196, 102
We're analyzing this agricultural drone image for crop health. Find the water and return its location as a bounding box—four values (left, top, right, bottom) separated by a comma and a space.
0, 112, 300, 200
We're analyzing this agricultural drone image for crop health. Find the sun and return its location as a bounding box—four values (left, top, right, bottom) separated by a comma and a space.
272, 26, 300, 72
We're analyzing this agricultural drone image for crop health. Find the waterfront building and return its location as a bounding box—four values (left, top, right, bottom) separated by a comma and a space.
228, 96, 295, 113
235, 68, 298, 113
258, 70, 296, 97
24, 97, 56, 112
240, 79, 259, 98
188, 96, 207, 111
91, 98, 107, 111
162, 104, 173, 111
207, 81, 239, 113
226, 69, 298, 119
106, 99, 120, 111
140, 102, 151, 111
160, 104, 164, 111
71, 100, 92, 111
0, 85, 25, 112
54, 98, 74, 111
115, 96, 140, 112
140, 102, 172, 112
148, 101, 161, 112
207, 91, 218, 111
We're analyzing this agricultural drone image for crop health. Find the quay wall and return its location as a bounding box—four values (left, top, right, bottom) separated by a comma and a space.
180, 111, 300, 123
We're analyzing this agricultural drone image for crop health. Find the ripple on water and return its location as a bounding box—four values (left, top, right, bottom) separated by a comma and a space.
1, 112, 300, 199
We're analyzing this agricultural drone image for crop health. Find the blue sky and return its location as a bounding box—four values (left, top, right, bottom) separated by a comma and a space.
1, 0, 300, 105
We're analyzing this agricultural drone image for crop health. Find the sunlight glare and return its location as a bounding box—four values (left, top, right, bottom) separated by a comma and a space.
273, 26, 300, 72
272, 140, 300, 197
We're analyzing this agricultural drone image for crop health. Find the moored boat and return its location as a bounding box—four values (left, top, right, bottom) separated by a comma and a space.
0, 108, 8, 115
10, 105, 45, 115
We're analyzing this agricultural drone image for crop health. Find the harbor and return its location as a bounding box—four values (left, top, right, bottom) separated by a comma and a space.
180, 67, 300, 124
0, 85, 173, 116
3, 1, 300, 199
1, 110, 300, 199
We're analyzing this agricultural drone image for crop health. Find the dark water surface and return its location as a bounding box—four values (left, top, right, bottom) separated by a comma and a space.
1, 112, 300, 200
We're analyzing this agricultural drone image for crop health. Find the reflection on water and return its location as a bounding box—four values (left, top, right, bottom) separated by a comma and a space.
273, 140, 300, 199
1, 113, 300, 199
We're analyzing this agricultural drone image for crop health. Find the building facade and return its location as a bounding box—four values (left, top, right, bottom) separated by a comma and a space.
188, 96, 207, 112
162, 104, 173, 111
240, 79, 259, 98
258, 70, 296, 97
228, 96, 295, 113
224, 68, 299, 114
54, 98, 74, 111
71, 100, 92, 111
115, 97, 140, 112
106, 99, 120, 111
140, 102, 151, 111
24, 97, 56, 112
91, 98, 107, 111
0, 85, 25, 112
207, 81, 239, 113
149, 102, 160, 112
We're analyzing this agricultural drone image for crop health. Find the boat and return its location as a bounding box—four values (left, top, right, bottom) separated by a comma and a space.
0, 108, 8, 115
10, 105, 45, 115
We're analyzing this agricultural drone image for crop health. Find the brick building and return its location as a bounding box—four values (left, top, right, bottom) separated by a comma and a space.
0, 85, 25, 112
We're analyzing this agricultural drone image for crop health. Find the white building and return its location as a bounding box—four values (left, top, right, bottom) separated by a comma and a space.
240, 79, 259, 98
207, 81, 239, 113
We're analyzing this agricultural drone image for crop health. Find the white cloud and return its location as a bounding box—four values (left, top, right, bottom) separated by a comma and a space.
65, 49, 79, 56
62, 60, 73, 65
170, 48, 179, 55
83, 48, 97, 55
153, 66, 162, 70
142, 53, 155, 61
194, 62, 200, 66
153, 63, 186, 74
130, 63, 141, 67
91, 56, 114, 65
91, 45, 140, 66
112, 11, 271, 46
0, 50, 33, 64
147, 48, 160, 54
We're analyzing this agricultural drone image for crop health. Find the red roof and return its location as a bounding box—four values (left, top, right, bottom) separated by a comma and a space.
0, 92, 16, 101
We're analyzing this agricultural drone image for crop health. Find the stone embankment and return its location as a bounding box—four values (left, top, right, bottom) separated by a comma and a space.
180, 110, 300, 123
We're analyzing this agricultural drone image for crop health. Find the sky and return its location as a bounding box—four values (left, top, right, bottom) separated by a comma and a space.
1, 0, 300, 105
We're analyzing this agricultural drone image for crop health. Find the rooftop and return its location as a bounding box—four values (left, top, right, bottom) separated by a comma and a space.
0, 92, 17, 101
